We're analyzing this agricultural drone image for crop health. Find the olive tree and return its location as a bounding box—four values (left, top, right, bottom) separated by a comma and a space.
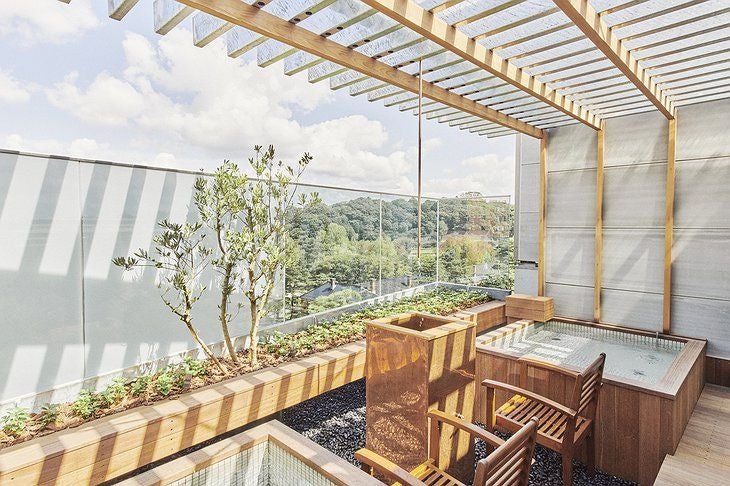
113, 220, 227, 374
194, 162, 246, 365
232, 145, 318, 365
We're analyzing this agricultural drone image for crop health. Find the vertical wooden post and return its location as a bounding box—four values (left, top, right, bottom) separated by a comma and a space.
594, 121, 605, 322
538, 133, 548, 296
663, 116, 677, 333
416, 58, 423, 259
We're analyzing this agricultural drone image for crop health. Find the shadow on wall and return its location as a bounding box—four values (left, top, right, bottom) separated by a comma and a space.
0, 151, 273, 408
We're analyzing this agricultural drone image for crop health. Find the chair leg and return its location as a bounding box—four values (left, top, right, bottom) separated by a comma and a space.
586, 431, 596, 477
562, 452, 573, 486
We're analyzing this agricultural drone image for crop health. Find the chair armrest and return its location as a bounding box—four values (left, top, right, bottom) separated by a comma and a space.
481, 379, 578, 419
427, 409, 505, 448
518, 357, 579, 378
354, 448, 427, 486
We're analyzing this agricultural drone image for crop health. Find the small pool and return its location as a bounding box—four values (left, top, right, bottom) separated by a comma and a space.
474, 318, 706, 484
483, 320, 684, 385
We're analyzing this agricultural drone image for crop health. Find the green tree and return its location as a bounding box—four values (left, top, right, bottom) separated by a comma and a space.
232, 145, 318, 366
113, 221, 226, 374
194, 161, 247, 364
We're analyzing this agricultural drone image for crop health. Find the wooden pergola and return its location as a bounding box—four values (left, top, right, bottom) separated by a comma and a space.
77, 0, 730, 332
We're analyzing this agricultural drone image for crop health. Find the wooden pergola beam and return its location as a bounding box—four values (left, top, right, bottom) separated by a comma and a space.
553, 0, 675, 119
358, 0, 602, 131
177, 0, 543, 138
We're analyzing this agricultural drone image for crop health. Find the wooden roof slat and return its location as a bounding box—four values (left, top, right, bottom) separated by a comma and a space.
358, 0, 602, 130
553, 0, 674, 118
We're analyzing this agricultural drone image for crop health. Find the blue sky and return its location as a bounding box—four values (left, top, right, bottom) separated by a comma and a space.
0, 0, 516, 197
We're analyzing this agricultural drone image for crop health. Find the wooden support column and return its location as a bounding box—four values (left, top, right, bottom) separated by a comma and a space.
538, 133, 548, 296
663, 116, 678, 333
594, 121, 605, 322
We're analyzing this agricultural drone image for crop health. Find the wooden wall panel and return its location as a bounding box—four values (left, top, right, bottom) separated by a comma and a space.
705, 356, 730, 387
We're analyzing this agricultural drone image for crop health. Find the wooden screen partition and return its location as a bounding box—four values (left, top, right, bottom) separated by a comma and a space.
0, 342, 366, 485
365, 313, 476, 483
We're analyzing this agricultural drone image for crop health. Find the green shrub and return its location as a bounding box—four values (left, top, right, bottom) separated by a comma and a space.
38, 404, 60, 427
2, 407, 30, 436
72, 389, 102, 419
155, 370, 176, 396
131, 375, 151, 396
182, 357, 207, 378
101, 377, 128, 406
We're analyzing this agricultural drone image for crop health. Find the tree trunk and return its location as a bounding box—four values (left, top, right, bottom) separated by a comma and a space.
219, 263, 239, 364
184, 319, 227, 375
249, 300, 260, 366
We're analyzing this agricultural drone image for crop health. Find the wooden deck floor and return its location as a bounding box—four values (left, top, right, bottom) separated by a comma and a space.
655, 384, 730, 485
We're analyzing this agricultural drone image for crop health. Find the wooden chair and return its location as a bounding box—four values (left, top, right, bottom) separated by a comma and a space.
482, 353, 606, 486
355, 410, 538, 486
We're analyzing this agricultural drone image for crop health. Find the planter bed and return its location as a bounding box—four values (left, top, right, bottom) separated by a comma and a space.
0, 289, 496, 484
0, 343, 366, 485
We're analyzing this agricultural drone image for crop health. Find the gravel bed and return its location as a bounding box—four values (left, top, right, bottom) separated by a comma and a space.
281, 379, 636, 486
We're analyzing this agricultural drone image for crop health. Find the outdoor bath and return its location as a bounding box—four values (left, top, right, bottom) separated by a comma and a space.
475, 319, 706, 485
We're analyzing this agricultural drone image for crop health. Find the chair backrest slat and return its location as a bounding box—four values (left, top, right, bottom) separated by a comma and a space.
573, 353, 606, 417
475, 417, 538, 486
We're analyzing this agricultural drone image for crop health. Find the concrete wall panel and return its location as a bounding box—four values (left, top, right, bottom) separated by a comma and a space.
673, 229, 730, 301
675, 157, 730, 229
601, 288, 663, 332
546, 228, 594, 287
602, 229, 664, 294
546, 169, 597, 228
676, 99, 730, 160
603, 164, 666, 228
604, 111, 668, 166
546, 283, 594, 321
545, 124, 597, 171
672, 295, 730, 357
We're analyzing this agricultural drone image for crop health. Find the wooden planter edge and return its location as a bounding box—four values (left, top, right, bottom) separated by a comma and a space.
0, 341, 367, 485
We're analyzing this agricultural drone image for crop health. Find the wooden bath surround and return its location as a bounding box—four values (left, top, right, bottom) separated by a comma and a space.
475, 319, 706, 486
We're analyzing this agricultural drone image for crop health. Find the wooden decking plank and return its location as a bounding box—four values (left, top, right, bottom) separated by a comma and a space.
655, 385, 730, 485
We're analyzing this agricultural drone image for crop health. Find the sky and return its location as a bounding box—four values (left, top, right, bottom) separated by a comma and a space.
0, 0, 516, 198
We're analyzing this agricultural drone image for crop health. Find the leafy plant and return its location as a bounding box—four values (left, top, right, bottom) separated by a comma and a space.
39, 404, 61, 427
181, 357, 207, 378
113, 221, 226, 374
131, 375, 151, 397
232, 145, 319, 366
155, 370, 176, 396
194, 161, 248, 364
101, 377, 128, 406
2, 407, 30, 436
72, 390, 102, 419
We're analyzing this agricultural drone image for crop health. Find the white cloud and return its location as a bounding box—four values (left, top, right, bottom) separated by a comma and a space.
0, 0, 99, 46
424, 153, 515, 198
41, 29, 420, 191
46, 72, 148, 126
0, 70, 31, 103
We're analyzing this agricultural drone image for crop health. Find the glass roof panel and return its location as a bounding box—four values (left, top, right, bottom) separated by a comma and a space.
509, 39, 597, 68
496, 26, 585, 59
606, 0, 728, 33
421, 62, 477, 82
640, 40, 730, 69
624, 10, 730, 51
479, 11, 568, 49
459, 0, 559, 38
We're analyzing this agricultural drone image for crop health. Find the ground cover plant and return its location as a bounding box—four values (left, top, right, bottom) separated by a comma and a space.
0, 288, 489, 449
